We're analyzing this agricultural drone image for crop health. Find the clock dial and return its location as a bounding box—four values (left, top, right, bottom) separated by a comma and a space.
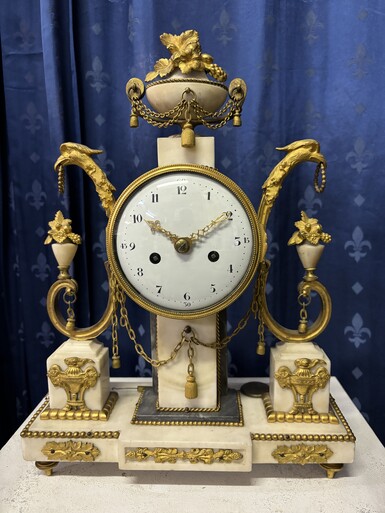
107, 165, 262, 319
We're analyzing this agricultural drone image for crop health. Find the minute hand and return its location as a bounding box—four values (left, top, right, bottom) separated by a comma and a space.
190, 211, 232, 242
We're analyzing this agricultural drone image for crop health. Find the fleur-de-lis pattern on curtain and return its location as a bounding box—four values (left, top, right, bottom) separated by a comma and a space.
0, 0, 384, 447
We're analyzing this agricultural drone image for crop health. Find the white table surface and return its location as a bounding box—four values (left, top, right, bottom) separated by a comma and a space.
1, 377, 384, 513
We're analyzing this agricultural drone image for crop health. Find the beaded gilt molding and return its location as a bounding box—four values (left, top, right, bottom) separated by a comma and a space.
40, 391, 119, 421
251, 396, 356, 443
20, 398, 120, 440
262, 393, 339, 424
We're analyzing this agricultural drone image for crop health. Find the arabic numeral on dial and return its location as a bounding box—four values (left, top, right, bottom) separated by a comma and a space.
210, 284, 216, 293
207, 191, 211, 200
177, 185, 187, 195
183, 292, 191, 300
121, 242, 135, 250
228, 264, 233, 273
130, 214, 143, 223
137, 268, 144, 276
151, 193, 159, 203
156, 285, 162, 294
234, 236, 250, 246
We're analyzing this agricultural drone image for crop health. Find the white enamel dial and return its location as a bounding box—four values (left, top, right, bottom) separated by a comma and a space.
107, 165, 261, 319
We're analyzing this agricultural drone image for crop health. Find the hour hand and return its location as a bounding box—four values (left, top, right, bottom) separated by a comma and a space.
145, 219, 193, 254
144, 219, 179, 244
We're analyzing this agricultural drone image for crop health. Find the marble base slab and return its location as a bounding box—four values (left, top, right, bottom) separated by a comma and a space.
21, 380, 355, 474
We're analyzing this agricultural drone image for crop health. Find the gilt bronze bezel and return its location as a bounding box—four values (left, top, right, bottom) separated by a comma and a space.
106, 163, 263, 319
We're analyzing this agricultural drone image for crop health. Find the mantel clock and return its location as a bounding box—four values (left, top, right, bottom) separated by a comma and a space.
21, 29, 355, 479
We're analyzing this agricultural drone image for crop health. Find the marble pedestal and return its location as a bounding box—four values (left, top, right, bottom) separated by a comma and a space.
46, 338, 110, 412
157, 135, 215, 167
156, 315, 220, 409
154, 136, 220, 410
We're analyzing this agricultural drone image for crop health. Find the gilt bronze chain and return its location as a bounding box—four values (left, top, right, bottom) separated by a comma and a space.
109, 263, 267, 369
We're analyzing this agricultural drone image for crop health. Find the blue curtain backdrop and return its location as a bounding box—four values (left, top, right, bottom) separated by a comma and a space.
1, 0, 384, 447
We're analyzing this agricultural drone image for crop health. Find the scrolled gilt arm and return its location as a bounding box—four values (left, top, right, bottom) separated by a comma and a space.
258, 261, 331, 343
47, 264, 114, 341
257, 139, 327, 232
54, 142, 116, 217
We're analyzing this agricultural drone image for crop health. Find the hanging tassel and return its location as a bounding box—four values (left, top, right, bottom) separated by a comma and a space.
112, 354, 121, 369
233, 110, 242, 127
181, 122, 195, 147
298, 319, 308, 334
130, 109, 139, 128
65, 318, 76, 331
185, 374, 198, 399
256, 316, 266, 356
256, 339, 265, 356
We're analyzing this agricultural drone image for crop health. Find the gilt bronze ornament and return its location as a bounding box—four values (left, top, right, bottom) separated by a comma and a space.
275, 359, 330, 416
